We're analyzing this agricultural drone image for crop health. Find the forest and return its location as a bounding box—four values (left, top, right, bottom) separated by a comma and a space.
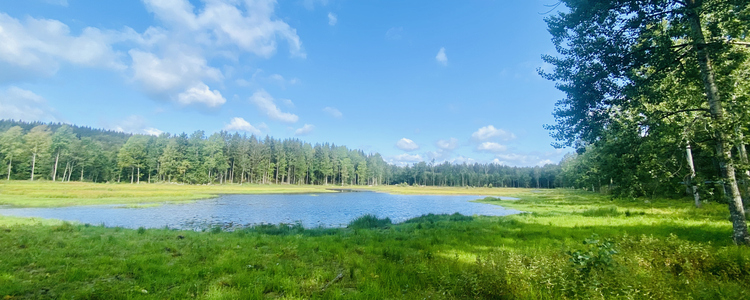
0, 120, 563, 189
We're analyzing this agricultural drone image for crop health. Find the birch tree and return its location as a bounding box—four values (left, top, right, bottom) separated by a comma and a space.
541, 0, 750, 244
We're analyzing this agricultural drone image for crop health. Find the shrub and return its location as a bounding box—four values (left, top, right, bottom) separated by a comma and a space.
347, 214, 392, 229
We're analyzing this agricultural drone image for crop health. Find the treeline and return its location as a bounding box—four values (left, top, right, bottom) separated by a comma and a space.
0, 120, 562, 188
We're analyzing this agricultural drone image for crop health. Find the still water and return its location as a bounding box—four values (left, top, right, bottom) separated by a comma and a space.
0, 192, 520, 230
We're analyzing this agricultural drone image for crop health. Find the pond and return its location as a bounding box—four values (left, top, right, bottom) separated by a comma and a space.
0, 192, 521, 230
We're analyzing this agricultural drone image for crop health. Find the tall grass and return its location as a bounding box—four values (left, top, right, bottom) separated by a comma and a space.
1, 184, 749, 298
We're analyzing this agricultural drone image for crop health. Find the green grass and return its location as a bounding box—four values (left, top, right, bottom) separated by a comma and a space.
0, 181, 335, 207
1, 182, 750, 299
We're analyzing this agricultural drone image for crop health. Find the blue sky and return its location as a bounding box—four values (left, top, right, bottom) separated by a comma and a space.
0, 0, 567, 166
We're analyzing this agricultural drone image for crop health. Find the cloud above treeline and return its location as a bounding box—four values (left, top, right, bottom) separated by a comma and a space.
250, 90, 299, 123
0, 0, 304, 110
396, 138, 419, 151
294, 124, 315, 136
0, 86, 59, 122
224, 117, 264, 135
471, 125, 515, 141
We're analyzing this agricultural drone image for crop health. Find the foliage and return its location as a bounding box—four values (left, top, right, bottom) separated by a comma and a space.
567, 235, 618, 275
0, 120, 565, 189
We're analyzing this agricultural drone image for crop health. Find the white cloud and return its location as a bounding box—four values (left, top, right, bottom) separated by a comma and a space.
281, 98, 295, 108
537, 159, 554, 166
471, 125, 516, 141
143, 0, 305, 58
176, 83, 226, 107
328, 12, 337, 26
388, 153, 423, 166
294, 124, 315, 136
436, 138, 459, 150
323, 107, 343, 118
385, 27, 403, 40
396, 138, 419, 151
492, 154, 551, 167
250, 89, 299, 123
449, 155, 476, 165
224, 117, 262, 134
477, 142, 507, 153
108, 115, 163, 136
129, 49, 222, 95
238, 70, 299, 88
0, 13, 126, 82
426, 149, 451, 161
0, 87, 58, 122
394, 153, 422, 162
143, 128, 164, 136
436, 47, 447, 66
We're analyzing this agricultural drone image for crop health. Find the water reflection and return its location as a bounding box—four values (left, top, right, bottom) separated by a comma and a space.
0, 192, 520, 230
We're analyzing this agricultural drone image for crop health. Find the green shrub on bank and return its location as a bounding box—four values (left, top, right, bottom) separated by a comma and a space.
347, 214, 392, 229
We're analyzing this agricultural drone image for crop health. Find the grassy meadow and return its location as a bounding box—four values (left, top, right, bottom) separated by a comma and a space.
1, 182, 750, 299
0, 181, 335, 207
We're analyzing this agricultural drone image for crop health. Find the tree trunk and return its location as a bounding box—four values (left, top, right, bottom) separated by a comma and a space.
737, 142, 750, 204
53, 151, 59, 181
67, 164, 74, 182
80, 162, 85, 181
6, 155, 12, 180
687, 4, 749, 245
137, 167, 140, 184
686, 141, 701, 208
30, 152, 36, 181
130, 166, 134, 184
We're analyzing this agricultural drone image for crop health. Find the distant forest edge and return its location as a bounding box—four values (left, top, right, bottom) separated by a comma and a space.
0, 120, 564, 188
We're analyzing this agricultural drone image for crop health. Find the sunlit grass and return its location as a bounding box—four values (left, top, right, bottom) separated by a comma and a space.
1, 182, 749, 298
0, 180, 335, 207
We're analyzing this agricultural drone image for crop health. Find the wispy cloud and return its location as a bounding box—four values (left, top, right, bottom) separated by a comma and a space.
108, 115, 163, 136
0, 86, 59, 122
294, 124, 315, 136
471, 125, 516, 141
477, 142, 507, 153
328, 12, 337, 26
250, 90, 299, 123
323, 107, 343, 118
396, 138, 419, 151
436, 47, 447, 66
436, 138, 459, 150
224, 117, 262, 135
385, 27, 403, 40
388, 153, 423, 166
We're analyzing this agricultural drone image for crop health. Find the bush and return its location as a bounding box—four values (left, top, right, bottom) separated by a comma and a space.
347, 214, 392, 229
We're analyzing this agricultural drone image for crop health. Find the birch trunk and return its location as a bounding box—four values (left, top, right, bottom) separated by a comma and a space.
30, 153, 36, 181
686, 141, 701, 208
53, 151, 59, 181
688, 3, 749, 244
6, 155, 12, 180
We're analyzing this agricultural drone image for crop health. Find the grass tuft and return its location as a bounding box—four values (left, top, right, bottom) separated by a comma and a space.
581, 206, 621, 217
